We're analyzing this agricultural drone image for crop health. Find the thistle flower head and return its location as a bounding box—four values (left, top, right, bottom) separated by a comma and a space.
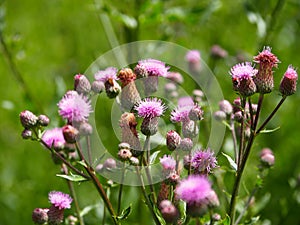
253, 46, 280, 68
191, 148, 218, 174
280, 65, 298, 96
42, 128, 66, 149
165, 71, 184, 84
58, 91, 92, 123
118, 68, 136, 87
175, 175, 212, 205
230, 62, 258, 80
171, 106, 193, 123
160, 155, 176, 171
48, 191, 72, 210
74, 74, 91, 95
94, 67, 118, 82
134, 98, 166, 118
134, 59, 169, 78
185, 50, 201, 63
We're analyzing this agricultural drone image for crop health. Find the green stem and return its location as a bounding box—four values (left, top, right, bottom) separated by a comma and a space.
256, 96, 286, 134
117, 163, 126, 214
62, 164, 85, 225
75, 143, 119, 225
237, 97, 246, 168
135, 167, 161, 225
229, 94, 264, 224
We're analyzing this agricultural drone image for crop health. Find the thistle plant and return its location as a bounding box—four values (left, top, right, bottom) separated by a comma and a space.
19, 46, 297, 225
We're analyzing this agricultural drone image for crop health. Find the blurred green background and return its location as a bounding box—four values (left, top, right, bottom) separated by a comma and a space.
1, 0, 300, 224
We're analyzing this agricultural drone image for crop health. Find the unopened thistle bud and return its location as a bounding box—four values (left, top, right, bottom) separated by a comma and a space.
159, 200, 179, 224
188, 104, 204, 121
279, 66, 298, 96
214, 110, 227, 121
193, 89, 204, 104
118, 68, 141, 110
103, 158, 117, 171
179, 138, 193, 151
74, 74, 91, 95
253, 46, 280, 94
210, 44, 228, 59
20, 110, 38, 128
22, 129, 32, 139
32, 208, 49, 224
186, 50, 201, 74
219, 100, 233, 115
165, 71, 184, 84
62, 125, 79, 144
78, 121, 93, 136
141, 117, 158, 136
166, 130, 181, 151
91, 80, 105, 94
37, 114, 50, 126
182, 120, 199, 138
206, 190, 220, 208
260, 148, 275, 167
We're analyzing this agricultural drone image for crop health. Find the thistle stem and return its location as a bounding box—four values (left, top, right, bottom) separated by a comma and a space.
75, 143, 119, 225
62, 164, 85, 225
117, 163, 126, 214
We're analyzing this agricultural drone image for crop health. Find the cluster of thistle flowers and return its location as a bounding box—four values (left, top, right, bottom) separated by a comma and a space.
31, 191, 73, 225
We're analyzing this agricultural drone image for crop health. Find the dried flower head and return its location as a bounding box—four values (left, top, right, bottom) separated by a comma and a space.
58, 91, 92, 123
118, 68, 136, 87
279, 65, 298, 96
134, 98, 166, 119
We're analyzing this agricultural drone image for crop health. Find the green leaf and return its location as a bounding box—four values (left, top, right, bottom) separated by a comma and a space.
177, 200, 187, 224
259, 126, 280, 134
149, 150, 160, 165
152, 204, 167, 225
216, 214, 231, 225
222, 152, 237, 171
77, 160, 88, 168
117, 205, 132, 221
56, 173, 87, 182
80, 204, 100, 217
116, 13, 137, 29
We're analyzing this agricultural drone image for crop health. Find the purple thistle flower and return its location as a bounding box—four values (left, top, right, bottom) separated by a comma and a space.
178, 96, 194, 108
175, 175, 212, 205
160, 155, 176, 171
135, 59, 169, 77
191, 148, 218, 174
171, 105, 194, 123
134, 98, 166, 118
58, 91, 92, 123
230, 62, 258, 80
185, 50, 201, 63
49, 191, 72, 210
94, 67, 118, 82
41, 128, 65, 149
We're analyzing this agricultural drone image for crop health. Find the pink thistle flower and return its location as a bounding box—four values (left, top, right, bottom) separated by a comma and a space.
191, 148, 218, 174
230, 62, 258, 80
94, 67, 118, 82
41, 128, 65, 149
178, 96, 194, 108
279, 65, 298, 96
160, 155, 176, 171
135, 59, 169, 77
134, 98, 166, 119
171, 105, 194, 123
253, 46, 279, 68
58, 91, 92, 123
230, 62, 257, 96
49, 191, 73, 210
185, 50, 201, 63
175, 175, 212, 205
